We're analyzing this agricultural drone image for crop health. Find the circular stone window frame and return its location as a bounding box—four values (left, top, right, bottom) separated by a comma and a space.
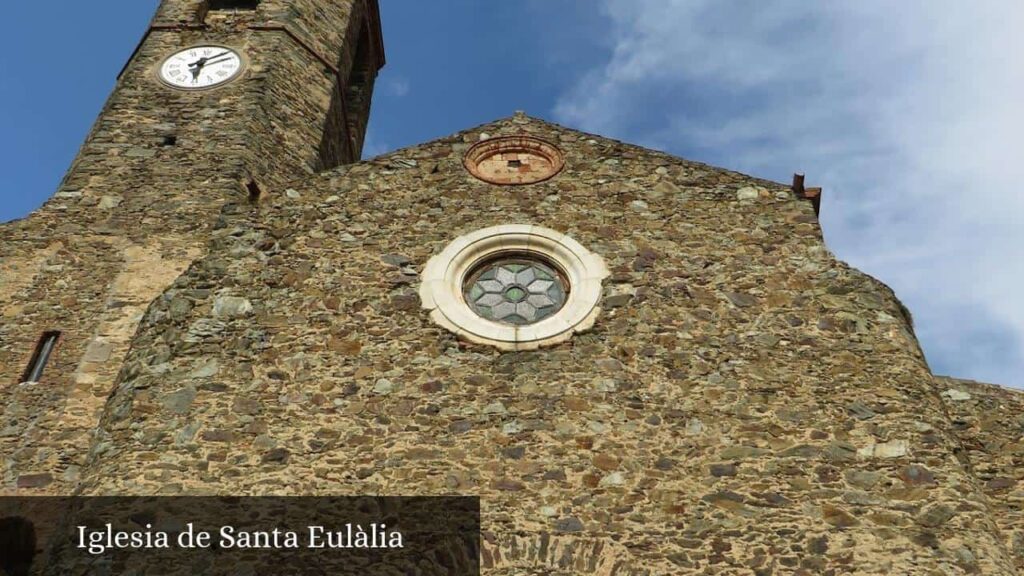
463, 136, 566, 185
420, 225, 610, 351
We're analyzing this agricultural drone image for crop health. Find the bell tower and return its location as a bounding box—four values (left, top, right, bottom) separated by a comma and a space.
123, 0, 385, 183
0, 0, 384, 494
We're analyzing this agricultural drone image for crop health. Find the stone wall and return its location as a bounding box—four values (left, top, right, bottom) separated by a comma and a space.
938, 377, 1024, 572
2, 2, 1019, 571
73, 115, 1017, 573
0, 0, 381, 495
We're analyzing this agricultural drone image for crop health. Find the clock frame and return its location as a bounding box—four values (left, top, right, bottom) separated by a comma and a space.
156, 44, 246, 91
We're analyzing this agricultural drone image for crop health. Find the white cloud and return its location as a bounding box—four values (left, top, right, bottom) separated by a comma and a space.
385, 77, 410, 98
555, 0, 1024, 387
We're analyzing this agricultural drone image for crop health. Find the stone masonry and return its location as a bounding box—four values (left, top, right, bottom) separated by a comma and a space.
2, 1, 1022, 574
1, 0, 383, 496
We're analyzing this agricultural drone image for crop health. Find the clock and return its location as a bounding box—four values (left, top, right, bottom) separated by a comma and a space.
158, 45, 244, 90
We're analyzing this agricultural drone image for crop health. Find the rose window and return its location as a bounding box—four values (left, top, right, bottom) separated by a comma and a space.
420, 224, 610, 350
464, 257, 568, 325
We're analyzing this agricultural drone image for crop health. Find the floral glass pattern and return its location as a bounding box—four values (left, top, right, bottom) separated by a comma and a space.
464, 257, 568, 325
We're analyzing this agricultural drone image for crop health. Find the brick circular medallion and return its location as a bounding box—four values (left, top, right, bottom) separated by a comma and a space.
463, 136, 565, 185
420, 225, 609, 350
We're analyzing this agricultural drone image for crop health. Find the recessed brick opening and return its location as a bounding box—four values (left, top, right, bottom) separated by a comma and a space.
21, 331, 60, 384
161, 135, 177, 147
208, 0, 260, 10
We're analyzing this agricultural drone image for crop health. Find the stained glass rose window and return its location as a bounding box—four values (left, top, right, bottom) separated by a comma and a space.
420, 224, 609, 350
463, 257, 568, 325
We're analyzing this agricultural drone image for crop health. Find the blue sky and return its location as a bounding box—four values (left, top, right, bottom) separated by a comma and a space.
2, 2, 1022, 387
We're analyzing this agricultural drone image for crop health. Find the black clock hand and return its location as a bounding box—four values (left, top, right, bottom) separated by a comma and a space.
186, 52, 231, 81
203, 56, 234, 67
191, 52, 230, 66
190, 61, 205, 80
188, 51, 230, 67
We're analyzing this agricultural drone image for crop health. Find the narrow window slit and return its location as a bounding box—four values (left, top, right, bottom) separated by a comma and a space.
507, 160, 523, 168
208, 0, 260, 10
22, 331, 61, 383
246, 180, 262, 203
161, 135, 177, 147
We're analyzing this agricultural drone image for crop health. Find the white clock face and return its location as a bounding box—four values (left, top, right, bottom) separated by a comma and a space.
159, 46, 243, 90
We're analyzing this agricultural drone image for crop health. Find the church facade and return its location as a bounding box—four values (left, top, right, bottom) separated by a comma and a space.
1, 1, 1022, 573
